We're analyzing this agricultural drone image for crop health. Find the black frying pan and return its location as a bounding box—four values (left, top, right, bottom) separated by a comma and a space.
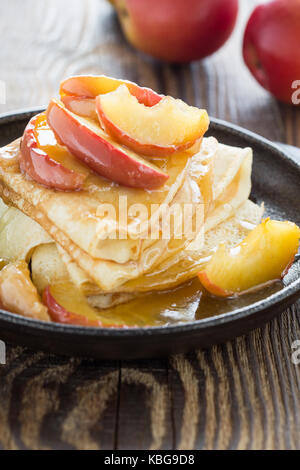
0, 109, 299, 359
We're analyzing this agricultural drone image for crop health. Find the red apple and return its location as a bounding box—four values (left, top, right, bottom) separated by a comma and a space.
60, 75, 162, 119
20, 114, 86, 191
110, 0, 239, 63
96, 84, 209, 156
46, 99, 169, 189
243, 0, 300, 104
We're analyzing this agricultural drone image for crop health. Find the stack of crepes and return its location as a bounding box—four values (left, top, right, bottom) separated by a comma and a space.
0, 132, 263, 315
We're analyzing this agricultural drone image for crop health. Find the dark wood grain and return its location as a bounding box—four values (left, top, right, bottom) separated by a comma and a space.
0, 0, 299, 450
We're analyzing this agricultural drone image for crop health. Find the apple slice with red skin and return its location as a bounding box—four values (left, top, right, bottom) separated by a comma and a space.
60, 74, 162, 104
46, 99, 169, 189
60, 75, 162, 120
43, 285, 104, 327
96, 85, 209, 156
43, 285, 129, 328
198, 219, 300, 297
20, 113, 86, 191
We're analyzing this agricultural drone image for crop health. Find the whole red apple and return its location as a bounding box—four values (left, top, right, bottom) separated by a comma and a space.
110, 0, 239, 63
243, 0, 300, 104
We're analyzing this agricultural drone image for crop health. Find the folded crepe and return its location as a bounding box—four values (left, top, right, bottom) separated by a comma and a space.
0, 137, 213, 290
0, 135, 261, 310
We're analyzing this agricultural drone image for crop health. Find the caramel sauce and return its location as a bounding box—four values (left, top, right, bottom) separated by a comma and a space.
101, 278, 283, 327
50, 277, 283, 328
0, 259, 8, 270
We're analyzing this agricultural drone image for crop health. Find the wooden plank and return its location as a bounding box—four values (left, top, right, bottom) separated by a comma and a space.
117, 359, 173, 450
0, 347, 120, 450
167, 307, 300, 451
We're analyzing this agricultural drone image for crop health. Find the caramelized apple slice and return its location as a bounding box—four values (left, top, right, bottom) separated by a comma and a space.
198, 219, 300, 297
20, 113, 87, 191
60, 75, 162, 120
43, 283, 127, 328
60, 74, 162, 105
46, 99, 169, 189
96, 85, 209, 156
0, 261, 49, 321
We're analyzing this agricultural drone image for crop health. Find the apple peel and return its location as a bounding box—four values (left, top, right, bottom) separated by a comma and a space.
60, 74, 162, 105
60, 75, 163, 120
20, 114, 86, 191
43, 284, 129, 328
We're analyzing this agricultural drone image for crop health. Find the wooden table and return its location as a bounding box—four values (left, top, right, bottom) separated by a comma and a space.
0, 0, 299, 450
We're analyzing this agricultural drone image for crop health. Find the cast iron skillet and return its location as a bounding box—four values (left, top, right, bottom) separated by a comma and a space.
0, 108, 299, 359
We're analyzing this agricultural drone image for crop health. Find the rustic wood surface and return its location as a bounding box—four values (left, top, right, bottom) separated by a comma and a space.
0, 0, 299, 450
